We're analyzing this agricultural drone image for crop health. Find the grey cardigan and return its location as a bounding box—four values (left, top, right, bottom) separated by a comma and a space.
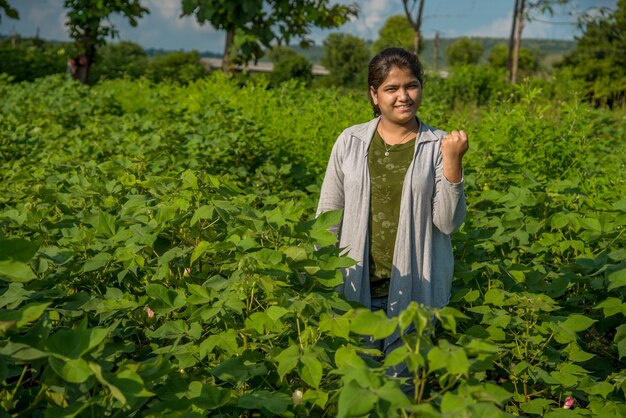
317, 116, 466, 316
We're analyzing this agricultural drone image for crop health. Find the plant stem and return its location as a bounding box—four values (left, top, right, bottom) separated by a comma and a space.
10, 366, 28, 402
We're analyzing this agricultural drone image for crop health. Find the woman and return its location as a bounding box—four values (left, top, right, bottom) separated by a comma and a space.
316, 47, 468, 353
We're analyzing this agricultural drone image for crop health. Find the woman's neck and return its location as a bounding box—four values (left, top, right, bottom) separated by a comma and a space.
378, 117, 420, 145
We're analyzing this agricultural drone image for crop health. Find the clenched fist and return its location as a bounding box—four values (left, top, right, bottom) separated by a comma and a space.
441, 130, 469, 183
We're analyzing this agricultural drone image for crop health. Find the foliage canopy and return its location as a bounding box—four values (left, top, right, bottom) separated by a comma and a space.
446, 36, 485, 66
180, 0, 358, 67
63, 0, 149, 83
372, 15, 413, 53
561, 0, 626, 107
320, 32, 370, 89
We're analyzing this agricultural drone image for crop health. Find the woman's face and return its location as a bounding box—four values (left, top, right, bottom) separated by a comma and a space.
370, 65, 422, 125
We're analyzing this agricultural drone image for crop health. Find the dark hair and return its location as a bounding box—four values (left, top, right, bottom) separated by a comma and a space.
368, 47, 424, 117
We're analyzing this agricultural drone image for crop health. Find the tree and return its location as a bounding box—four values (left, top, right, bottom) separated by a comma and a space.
508, 0, 569, 83
487, 44, 543, 81
64, 0, 149, 84
181, 0, 358, 71
489, 44, 540, 78
401, 0, 426, 55
446, 37, 484, 66
561, 0, 626, 107
372, 15, 413, 53
267, 46, 313, 86
0, 0, 18, 23
321, 33, 370, 88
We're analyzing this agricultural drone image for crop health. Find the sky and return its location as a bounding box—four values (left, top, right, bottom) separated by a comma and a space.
0, 0, 617, 54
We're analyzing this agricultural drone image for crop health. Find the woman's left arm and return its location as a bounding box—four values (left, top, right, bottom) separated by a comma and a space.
441, 130, 469, 183
432, 130, 469, 234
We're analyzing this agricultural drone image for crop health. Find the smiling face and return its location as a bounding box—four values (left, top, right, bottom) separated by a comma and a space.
369, 65, 422, 126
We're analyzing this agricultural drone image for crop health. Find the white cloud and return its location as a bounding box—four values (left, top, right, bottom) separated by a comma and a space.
149, 0, 180, 19
18, 1, 68, 40
353, 0, 393, 37
148, 0, 218, 32
465, 13, 512, 38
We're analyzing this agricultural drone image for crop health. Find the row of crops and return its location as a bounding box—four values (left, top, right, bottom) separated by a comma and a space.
1, 72, 625, 417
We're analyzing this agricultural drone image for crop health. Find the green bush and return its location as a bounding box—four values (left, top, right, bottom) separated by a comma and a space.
1, 73, 625, 417
267, 46, 313, 87
321, 33, 370, 88
428, 64, 510, 107
145, 50, 208, 84
89, 41, 148, 82
446, 36, 484, 66
0, 36, 69, 81
488, 44, 541, 78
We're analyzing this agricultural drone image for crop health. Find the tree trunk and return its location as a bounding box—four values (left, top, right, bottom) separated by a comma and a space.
511, 0, 525, 84
433, 30, 439, 72
71, 33, 95, 84
222, 28, 235, 72
507, 0, 520, 73
402, 0, 426, 55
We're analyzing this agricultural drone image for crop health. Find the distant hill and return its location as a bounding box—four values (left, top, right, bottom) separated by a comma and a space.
291, 37, 575, 69
144, 47, 221, 58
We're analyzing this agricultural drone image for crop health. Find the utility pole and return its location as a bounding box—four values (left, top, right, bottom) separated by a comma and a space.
433, 30, 440, 72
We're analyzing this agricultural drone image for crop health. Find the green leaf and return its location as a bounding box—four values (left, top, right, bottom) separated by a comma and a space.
579, 217, 602, 232
299, 351, 322, 388
319, 313, 350, 339
238, 390, 291, 415
252, 248, 283, 266
181, 169, 198, 189
337, 380, 377, 418
383, 344, 410, 367
375, 380, 411, 408
0, 238, 39, 262
427, 340, 469, 375
109, 368, 154, 405
0, 260, 37, 282
484, 288, 507, 306
564, 342, 595, 362
211, 357, 249, 384
284, 245, 307, 262
467, 383, 512, 405
350, 309, 395, 339
578, 377, 614, 398
608, 268, 626, 290
0, 341, 47, 361
520, 398, 555, 415
97, 211, 117, 237
148, 320, 186, 339
45, 317, 112, 358
614, 324, 626, 360
191, 241, 211, 265
309, 210, 342, 247
595, 297, 625, 317
274, 344, 299, 381
192, 384, 231, 410
0, 302, 50, 331
265, 305, 289, 322
82, 252, 112, 273
145, 283, 186, 311
49, 356, 92, 383
560, 314, 596, 333
190, 205, 214, 226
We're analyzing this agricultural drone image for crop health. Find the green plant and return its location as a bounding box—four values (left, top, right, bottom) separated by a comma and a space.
0, 72, 625, 416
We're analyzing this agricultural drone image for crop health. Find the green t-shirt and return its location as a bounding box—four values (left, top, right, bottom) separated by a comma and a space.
368, 130, 415, 297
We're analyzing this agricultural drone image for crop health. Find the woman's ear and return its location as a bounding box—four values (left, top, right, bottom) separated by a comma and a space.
369, 86, 378, 105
